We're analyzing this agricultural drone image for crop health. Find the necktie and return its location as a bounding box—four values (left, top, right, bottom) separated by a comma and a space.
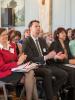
35, 39, 42, 56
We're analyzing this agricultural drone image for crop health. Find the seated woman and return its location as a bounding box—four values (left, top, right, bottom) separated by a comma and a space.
8, 30, 22, 56
18, 29, 30, 45
66, 28, 72, 43
49, 27, 75, 100
0, 28, 38, 100
69, 29, 75, 58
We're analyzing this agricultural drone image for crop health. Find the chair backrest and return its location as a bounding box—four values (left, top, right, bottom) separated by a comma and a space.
0, 81, 8, 100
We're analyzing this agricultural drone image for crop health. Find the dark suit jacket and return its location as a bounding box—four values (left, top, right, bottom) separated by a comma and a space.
22, 36, 49, 64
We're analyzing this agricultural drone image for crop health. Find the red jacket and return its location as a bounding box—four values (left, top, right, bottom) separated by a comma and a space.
0, 43, 18, 78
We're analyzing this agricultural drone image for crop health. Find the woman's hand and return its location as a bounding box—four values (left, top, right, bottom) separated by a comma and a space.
17, 53, 27, 65
54, 52, 66, 60
44, 51, 56, 60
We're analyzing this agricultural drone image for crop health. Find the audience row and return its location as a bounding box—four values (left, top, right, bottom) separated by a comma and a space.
0, 20, 75, 100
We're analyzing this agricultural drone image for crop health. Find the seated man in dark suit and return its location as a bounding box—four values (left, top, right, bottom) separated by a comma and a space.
22, 20, 68, 100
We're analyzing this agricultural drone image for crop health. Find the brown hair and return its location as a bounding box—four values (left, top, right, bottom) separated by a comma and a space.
0, 28, 6, 35
71, 29, 75, 40
14, 31, 21, 39
66, 28, 72, 34
8, 30, 15, 41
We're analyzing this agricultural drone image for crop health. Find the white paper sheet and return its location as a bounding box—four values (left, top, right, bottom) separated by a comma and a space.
11, 62, 38, 72
64, 64, 75, 68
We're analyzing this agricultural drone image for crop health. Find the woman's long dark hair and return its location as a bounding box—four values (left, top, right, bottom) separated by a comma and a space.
54, 27, 66, 40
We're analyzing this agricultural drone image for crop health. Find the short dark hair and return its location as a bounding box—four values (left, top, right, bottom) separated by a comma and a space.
28, 20, 40, 28
0, 28, 6, 35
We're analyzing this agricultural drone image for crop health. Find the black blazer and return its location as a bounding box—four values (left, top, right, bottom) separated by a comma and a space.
22, 36, 49, 64
49, 40, 73, 63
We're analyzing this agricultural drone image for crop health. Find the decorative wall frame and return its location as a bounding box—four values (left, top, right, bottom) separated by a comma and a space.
1, 0, 25, 27
39, 0, 52, 32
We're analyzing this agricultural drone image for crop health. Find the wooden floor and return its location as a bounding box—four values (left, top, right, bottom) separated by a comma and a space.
0, 88, 21, 100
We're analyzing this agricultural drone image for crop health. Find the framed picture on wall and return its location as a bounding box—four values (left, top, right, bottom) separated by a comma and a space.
1, 0, 25, 27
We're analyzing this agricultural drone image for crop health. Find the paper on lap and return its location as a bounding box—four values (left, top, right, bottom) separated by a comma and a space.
11, 62, 38, 72
64, 64, 75, 68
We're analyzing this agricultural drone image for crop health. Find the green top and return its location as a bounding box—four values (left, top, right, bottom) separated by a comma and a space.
69, 40, 75, 57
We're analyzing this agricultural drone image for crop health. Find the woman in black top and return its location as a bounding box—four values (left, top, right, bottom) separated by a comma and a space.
49, 27, 75, 100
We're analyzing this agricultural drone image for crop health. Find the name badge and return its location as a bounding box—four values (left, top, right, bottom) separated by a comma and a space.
43, 48, 46, 52
10, 48, 14, 53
